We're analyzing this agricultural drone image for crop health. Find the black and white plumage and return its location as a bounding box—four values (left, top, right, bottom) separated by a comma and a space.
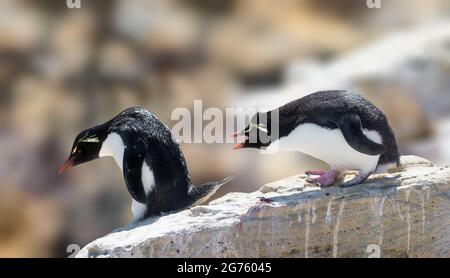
60, 107, 232, 220
233, 90, 400, 187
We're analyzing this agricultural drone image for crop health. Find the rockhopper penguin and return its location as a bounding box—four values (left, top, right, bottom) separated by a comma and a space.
59, 107, 232, 220
233, 90, 400, 187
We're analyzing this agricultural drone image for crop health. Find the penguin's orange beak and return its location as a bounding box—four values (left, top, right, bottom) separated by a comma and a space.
231, 131, 247, 149
233, 143, 245, 149
58, 157, 74, 174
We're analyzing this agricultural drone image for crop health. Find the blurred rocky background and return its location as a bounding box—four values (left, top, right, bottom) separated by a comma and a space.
0, 0, 449, 257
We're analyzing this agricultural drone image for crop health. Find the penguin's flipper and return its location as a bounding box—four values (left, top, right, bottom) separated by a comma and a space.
334, 113, 386, 155
122, 136, 148, 203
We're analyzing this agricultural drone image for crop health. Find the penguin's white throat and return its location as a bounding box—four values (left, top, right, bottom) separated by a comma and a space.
99, 132, 125, 170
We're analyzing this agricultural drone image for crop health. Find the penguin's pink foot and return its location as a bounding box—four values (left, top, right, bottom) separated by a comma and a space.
306, 170, 337, 187
305, 170, 327, 175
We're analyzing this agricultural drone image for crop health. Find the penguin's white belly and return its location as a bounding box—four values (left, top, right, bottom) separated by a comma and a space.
100, 132, 156, 220
131, 200, 147, 220
132, 162, 156, 220
269, 123, 381, 172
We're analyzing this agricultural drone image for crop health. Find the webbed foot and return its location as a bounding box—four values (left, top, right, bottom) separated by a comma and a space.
306, 170, 338, 187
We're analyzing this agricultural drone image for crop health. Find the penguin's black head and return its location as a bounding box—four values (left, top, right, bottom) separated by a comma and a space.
232, 112, 273, 149
59, 125, 108, 174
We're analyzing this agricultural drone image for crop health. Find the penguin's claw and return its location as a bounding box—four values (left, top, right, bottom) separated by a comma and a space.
340, 180, 360, 188
305, 177, 321, 185
339, 172, 370, 188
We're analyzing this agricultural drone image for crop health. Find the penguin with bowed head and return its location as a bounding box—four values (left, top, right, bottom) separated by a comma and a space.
59, 107, 233, 220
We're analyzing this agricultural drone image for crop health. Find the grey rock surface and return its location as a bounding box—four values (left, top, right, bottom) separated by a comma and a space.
77, 155, 450, 258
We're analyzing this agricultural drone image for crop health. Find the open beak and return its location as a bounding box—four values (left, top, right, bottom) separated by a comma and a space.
233, 143, 244, 149
58, 157, 74, 174
231, 131, 247, 149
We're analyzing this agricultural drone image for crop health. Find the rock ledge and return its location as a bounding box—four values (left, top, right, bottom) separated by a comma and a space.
77, 156, 450, 258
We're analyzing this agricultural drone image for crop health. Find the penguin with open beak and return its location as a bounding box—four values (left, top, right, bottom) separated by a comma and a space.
232, 90, 400, 187
60, 107, 233, 220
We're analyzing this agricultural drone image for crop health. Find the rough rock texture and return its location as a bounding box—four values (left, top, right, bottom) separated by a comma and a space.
77, 156, 450, 258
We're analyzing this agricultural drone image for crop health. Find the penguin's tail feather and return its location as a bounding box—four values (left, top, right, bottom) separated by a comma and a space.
188, 176, 234, 207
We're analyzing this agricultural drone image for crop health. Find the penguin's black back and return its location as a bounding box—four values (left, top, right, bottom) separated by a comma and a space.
107, 107, 193, 216
275, 90, 400, 165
